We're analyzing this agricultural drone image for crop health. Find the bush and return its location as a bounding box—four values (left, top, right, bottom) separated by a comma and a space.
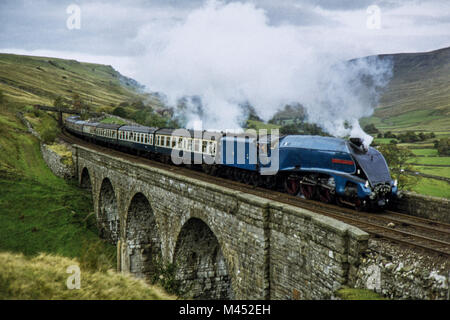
41, 127, 58, 144
280, 124, 301, 135
397, 131, 420, 143
378, 144, 418, 190
363, 123, 379, 134
384, 131, 397, 139
79, 239, 116, 273
112, 106, 128, 118
0, 89, 4, 105
435, 138, 450, 156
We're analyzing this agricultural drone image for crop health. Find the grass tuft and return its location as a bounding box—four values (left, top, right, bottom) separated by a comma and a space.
0, 252, 175, 300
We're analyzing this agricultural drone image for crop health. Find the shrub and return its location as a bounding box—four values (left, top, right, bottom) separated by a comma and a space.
435, 138, 450, 156
112, 106, 128, 118
363, 123, 379, 134
378, 144, 418, 190
79, 239, 116, 273
41, 127, 58, 144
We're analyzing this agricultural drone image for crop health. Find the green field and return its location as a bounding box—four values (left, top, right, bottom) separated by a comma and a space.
373, 138, 397, 145
410, 149, 439, 156
100, 117, 128, 125
412, 165, 450, 179
411, 177, 450, 198
408, 157, 450, 166
247, 119, 281, 131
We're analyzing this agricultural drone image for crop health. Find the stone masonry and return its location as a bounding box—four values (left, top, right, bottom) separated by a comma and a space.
73, 144, 369, 299
395, 191, 450, 224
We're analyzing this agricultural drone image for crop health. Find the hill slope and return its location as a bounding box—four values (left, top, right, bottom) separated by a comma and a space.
0, 53, 162, 110
365, 46, 450, 132
0, 252, 174, 300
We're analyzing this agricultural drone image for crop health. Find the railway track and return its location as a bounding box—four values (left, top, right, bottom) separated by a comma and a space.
60, 130, 450, 258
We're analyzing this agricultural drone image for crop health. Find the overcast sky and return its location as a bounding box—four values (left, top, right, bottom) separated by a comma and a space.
1, 0, 449, 79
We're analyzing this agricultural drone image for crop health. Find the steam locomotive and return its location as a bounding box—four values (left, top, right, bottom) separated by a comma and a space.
65, 116, 398, 210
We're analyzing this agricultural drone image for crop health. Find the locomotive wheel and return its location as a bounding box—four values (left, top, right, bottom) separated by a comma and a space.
285, 177, 300, 196
336, 196, 345, 207
234, 169, 243, 182
202, 164, 212, 175
250, 173, 260, 186
319, 187, 334, 204
354, 198, 364, 211
300, 184, 316, 200
263, 176, 277, 189
242, 171, 251, 184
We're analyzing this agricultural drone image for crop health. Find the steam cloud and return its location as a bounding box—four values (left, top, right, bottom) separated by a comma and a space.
133, 0, 393, 146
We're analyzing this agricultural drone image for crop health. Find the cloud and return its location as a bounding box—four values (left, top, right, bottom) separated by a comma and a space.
129, 0, 392, 148
0, 0, 449, 144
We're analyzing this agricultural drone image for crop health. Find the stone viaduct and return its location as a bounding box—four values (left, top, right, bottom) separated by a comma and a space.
72, 144, 370, 300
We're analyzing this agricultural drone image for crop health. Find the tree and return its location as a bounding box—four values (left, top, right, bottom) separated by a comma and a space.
418, 132, 426, 141
378, 144, 418, 190
112, 106, 128, 118
280, 124, 301, 135
53, 96, 66, 109
384, 131, 397, 139
436, 138, 450, 156
72, 93, 82, 111
363, 123, 379, 134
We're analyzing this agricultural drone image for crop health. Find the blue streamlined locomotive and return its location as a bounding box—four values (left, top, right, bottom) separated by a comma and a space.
65, 116, 398, 210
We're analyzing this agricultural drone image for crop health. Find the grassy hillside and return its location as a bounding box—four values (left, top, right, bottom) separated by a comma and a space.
361, 47, 450, 132
0, 108, 113, 257
0, 53, 175, 299
0, 252, 174, 300
0, 53, 162, 111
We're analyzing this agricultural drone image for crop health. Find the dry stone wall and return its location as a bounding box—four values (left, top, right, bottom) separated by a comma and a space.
40, 144, 75, 179
395, 191, 450, 224
353, 239, 449, 299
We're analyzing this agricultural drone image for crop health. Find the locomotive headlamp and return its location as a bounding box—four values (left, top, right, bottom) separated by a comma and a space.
364, 180, 369, 188
393, 179, 398, 187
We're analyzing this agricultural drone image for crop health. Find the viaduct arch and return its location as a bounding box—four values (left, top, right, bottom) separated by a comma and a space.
74, 144, 369, 299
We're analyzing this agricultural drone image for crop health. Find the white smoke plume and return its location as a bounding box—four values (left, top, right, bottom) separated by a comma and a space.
132, 0, 393, 146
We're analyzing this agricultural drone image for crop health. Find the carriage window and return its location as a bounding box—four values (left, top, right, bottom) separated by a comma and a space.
194, 139, 199, 152
178, 137, 183, 149
165, 136, 170, 147
202, 141, 207, 153
210, 142, 216, 155
172, 137, 176, 148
